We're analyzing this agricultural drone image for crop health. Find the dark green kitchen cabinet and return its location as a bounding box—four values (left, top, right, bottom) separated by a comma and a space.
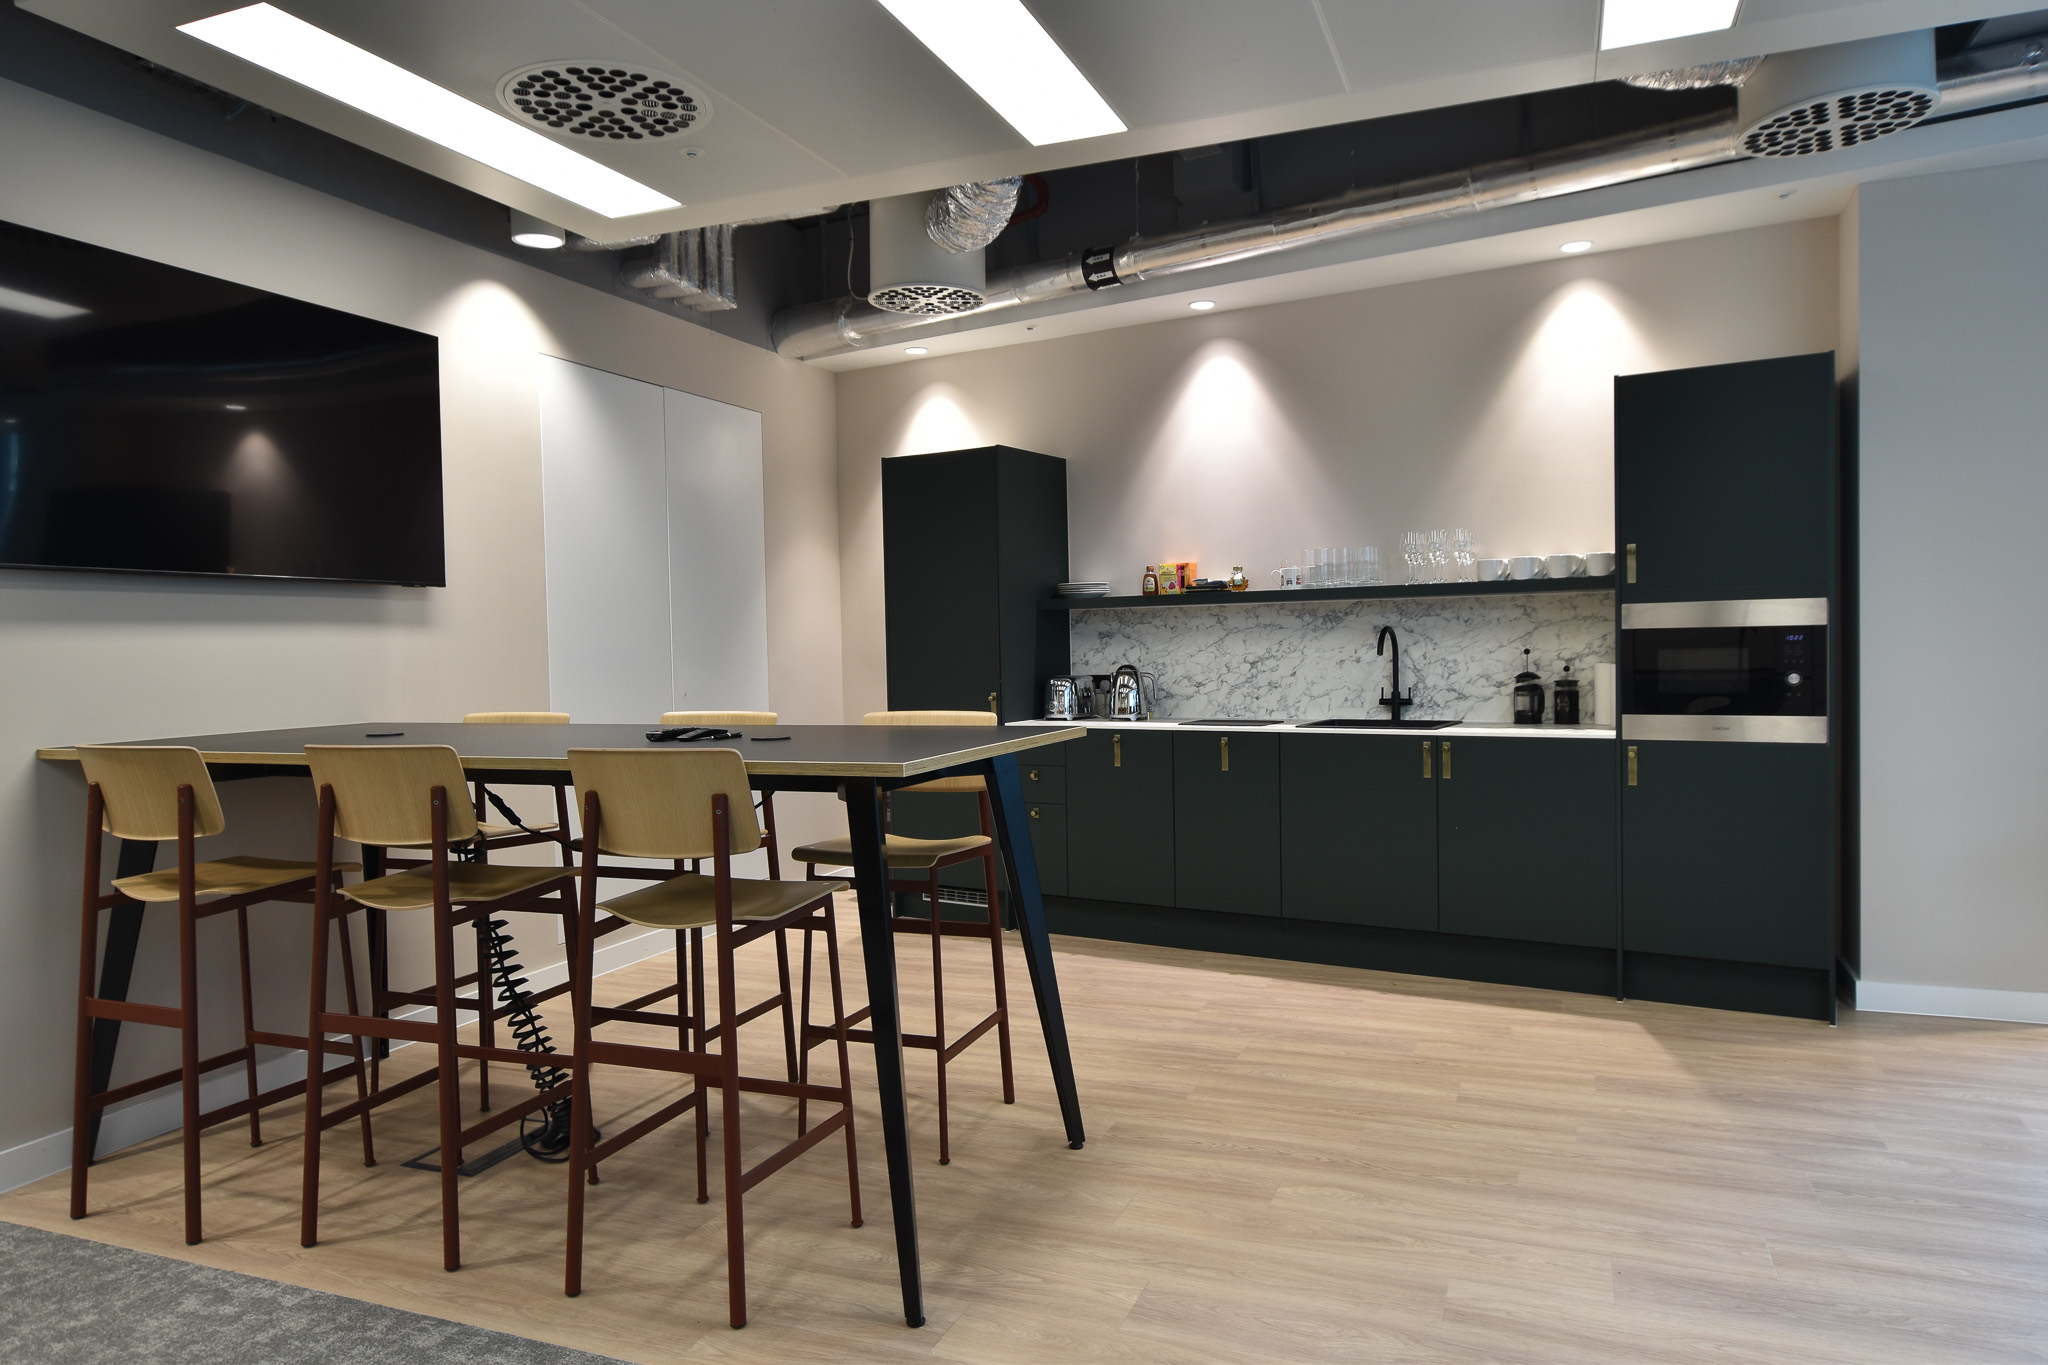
882, 447, 1068, 720
1437, 737, 1617, 947
1615, 352, 1836, 604
1026, 801, 1068, 897
1280, 735, 1437, 929
1622, 740, 1834, 968
1066, 728, 1174, 905
1174, 731, 1280, 916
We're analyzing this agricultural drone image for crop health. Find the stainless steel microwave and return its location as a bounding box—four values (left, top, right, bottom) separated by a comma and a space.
1618, 598, 1828, 744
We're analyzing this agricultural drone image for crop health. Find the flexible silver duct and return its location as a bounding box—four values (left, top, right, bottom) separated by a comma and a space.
619, 225, 736, 311
770, 33, 2048, 361
927, 178, 1023, 253
1625, 57, 1764, 91
569, 231, 663, 251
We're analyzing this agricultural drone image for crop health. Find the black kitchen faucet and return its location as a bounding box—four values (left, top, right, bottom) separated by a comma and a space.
1378, 626, 1414, 723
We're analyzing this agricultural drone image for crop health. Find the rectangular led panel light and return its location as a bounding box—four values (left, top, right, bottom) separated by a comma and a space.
0, 283, 88, 319
178, 4, 679, 219
875, 0, 1125, 146
1600, 0, 1741, 50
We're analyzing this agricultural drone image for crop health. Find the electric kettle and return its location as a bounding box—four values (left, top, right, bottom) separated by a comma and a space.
1109, 663, 1157, 720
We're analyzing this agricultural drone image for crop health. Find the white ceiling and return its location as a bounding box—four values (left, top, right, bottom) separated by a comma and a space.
18, 0, 2046, 239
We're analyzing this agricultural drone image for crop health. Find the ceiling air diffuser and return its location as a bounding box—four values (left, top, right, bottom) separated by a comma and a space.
1738, 30, 1938, 157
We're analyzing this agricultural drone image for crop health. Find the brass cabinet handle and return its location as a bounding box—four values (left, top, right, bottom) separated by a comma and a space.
1440, 740, 1451, 780
1113, 733, 1122, 768
1626, 543, 1637, 585
988, 691, 998, 713
1422, 740, 1433, 779
1627, 745, 1639, 786
1220, 735, 1230, 771
1028, 769, 1039, 781
1029, 807, 1040, 819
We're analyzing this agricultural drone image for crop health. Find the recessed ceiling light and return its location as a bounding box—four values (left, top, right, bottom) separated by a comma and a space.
223, 403, 247, 411
1188, 300, 1216, 311
0, 283, 88, 320
509, 209, 566, 249
1599, 0, 1740, 51
874, 0, 1126, 146
1560, 240, 1594, 254
904, 346, 929, 355
177, 4, 680, 219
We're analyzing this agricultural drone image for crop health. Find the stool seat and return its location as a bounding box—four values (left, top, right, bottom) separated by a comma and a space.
112, 855, 352, 904
602, 874, 850, 931
476, 819, 559, 840
790, 833, 991, 870
340, 862, 569, 913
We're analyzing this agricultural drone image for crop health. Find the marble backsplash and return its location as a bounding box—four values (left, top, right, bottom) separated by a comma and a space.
1069, 591, 1615, 725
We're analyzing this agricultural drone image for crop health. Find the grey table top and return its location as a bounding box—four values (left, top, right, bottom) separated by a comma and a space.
39, 722, 1085, 779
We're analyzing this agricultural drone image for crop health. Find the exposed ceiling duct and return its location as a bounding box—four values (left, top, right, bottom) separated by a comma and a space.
927, 177, 1023, 253
867, 191, 987, 315
1738, 28, 1936, 157
1625, 57, 1764, 91
771, 29, 2048, 361
620, 225, 735, 311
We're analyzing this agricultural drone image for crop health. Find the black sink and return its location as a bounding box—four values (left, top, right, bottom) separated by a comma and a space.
1297, 718, 1462, 730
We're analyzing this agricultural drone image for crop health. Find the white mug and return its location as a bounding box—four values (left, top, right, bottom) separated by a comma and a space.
1583, 551, 1617, 578
1270, 563, 1301, 588
1507, 555, 1546, 580
1545, 553, 1586, 579
1476, 559, 1510, 582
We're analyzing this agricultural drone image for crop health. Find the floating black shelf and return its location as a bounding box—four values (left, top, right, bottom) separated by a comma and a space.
1041, 574, 1617, 611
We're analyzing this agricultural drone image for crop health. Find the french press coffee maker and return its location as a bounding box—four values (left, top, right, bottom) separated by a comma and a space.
1552, 662, 1580, 726
1513, 648, 1545, 725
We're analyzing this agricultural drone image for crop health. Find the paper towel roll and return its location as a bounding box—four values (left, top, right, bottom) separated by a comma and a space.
1593, 662, 1617, 727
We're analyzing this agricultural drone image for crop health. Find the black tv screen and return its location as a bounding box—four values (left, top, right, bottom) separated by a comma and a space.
0, 219, 444, 585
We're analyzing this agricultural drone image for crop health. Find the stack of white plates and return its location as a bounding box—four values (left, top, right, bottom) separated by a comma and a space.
1057, 582, 1111, 598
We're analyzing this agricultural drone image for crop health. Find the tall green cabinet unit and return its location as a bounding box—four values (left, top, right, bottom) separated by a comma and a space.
880, 447, 1072, 901
1614, 352, 1843, 1020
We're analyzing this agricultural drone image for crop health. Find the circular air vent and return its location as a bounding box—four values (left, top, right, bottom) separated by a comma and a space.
495, 62, 708, 142
867, 283, 987, 316
1741, 85, 1935, 156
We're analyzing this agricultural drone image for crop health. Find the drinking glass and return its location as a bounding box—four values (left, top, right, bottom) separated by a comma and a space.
1453, 528, 1475, 580
1359, 545, 1380, 585
1427, 529, 1449, 583
1333, 547, 1352, 587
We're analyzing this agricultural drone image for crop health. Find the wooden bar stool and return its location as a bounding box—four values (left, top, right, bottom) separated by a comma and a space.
299, 745, 578, 1272
460, 710, 574, 1111
70, 745, 373, 1245
789, 710, 1014, 1165
563, 747, 862, 1329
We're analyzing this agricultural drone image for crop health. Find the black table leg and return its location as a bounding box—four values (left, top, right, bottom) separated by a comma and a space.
982, 754, 1085, 1149
844, 777, 923, 1328
85, 838, 158, 1159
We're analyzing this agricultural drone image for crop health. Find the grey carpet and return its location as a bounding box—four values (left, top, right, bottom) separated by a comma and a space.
0, 1221, 629, 1365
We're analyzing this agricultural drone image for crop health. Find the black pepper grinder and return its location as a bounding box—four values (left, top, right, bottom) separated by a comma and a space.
1513, 648, 1546, 725
1552, 662, 1580, 726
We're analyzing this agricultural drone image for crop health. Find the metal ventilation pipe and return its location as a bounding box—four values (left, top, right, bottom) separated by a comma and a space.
620, 225, 736, 311
770, 32, 2048, 360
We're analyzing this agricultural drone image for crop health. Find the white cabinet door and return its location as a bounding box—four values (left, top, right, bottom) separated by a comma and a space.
665, 388, 769, 711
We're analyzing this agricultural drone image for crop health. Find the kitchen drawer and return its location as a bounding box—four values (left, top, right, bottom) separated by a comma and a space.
1026, 801, 1067, 896
1021, 764, 1066, 802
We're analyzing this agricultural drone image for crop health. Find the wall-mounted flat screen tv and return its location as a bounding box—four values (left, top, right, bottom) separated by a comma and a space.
0, 218, 443, 586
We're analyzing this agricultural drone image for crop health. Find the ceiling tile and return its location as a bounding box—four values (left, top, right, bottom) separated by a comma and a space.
1318, 0, 1598, 90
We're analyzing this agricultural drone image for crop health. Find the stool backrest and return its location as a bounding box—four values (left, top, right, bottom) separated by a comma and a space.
661, 710, 777, 726
865, 710, 996, 795
305, 745, 478, 848
75, 746, 226, 841
568, 748, 760, 860
463, 711, 569, 724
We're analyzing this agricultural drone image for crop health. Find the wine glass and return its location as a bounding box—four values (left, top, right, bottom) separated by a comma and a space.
1401, 532, 1421, 584
1427, 529, 1448, 583
1453, 528, 1475, 580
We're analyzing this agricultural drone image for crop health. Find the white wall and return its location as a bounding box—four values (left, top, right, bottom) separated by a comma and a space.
1853, 159, 2048, 1021
0, 75, 843, 1179
834, 219, 1841, 717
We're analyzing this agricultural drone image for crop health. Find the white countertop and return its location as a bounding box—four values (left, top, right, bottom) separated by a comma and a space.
1010, 718, 1615, 740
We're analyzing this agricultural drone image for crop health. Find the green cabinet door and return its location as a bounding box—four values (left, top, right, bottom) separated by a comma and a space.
1027, 802, 1067, 897
1280, 735, 1438, 929
1066, 728, 1175, 905
1615, 352, 1836, 604
1438, 737, 1617, 947
1173, 731, 1281, 916
1622, 740, 1834, 968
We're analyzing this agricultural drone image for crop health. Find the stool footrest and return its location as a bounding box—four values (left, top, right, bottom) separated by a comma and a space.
740, 1108, 848, 1194
84, 998, 182, 1028
318, 1066, 436, 1129
586, 1090, 702, 1166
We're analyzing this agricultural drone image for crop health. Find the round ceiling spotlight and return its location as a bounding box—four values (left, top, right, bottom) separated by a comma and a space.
496, 61, 710, 143
509, 209, 566, 249
1559, 240, 1594, 254
1188, 299, 1216, 311
904, 346, 929, 356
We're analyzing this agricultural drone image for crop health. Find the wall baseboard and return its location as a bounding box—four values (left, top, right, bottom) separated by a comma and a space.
0, 927, 673, 1195
1854, 979, 2048, 1025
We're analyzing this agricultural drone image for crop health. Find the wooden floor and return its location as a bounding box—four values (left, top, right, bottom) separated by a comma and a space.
6, 904, 2047, 1363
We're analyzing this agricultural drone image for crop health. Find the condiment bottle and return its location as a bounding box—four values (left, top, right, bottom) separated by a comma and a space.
1142, 565, 1159, 597
1228, 566, 1248, 592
